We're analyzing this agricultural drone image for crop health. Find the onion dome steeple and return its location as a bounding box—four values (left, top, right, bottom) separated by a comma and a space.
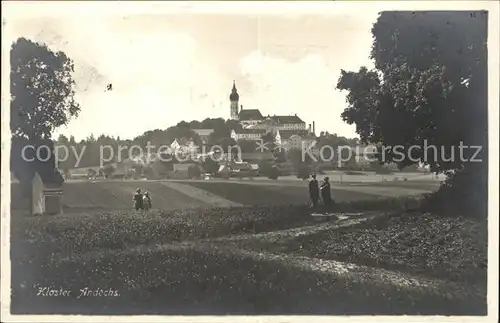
229, 80, 239, 101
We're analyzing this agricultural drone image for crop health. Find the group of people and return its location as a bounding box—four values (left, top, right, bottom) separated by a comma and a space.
308, 174, 334, 212
132, 174, 331, 212
133, 188, 152, 211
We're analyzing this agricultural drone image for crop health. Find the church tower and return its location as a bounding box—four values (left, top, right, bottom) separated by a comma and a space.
229, 80, 239, 120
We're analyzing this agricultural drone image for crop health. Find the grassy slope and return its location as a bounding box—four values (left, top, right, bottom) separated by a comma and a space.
11, 205, 322, 257
9, 179, 485, 314
346, 180, 441, 189
11, 178, 438, 212
11, 181, 211, 211
10, 203, 485, 315
254, 212, 488, 284
183, 181, 380, 206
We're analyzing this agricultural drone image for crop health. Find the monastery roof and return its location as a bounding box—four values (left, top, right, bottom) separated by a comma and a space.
268, 115, 305, 124
239, 109, 264, 121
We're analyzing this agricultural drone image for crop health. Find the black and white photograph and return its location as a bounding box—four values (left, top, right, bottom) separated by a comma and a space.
1, 1, 498, 321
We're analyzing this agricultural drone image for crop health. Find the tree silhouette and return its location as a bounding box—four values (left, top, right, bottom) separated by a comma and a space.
201, 157, 219, 175
102, 164, 115, 179
336, 11, 488, 215
10, 38, 79, 198
10, 37, 80, 140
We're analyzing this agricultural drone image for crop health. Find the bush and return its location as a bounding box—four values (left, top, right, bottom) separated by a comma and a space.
267, 166, 280, 180
131, 162, 144, 176
102, 164, 115, 178
143, 166, 155, 179
258, 160, 280, 179
297, 163, 310, 180
421, 165, 487, 218
87, 168, 97, 178
201, 158, 219, 175
111, 173, 125, 179
188, 165, 202, 179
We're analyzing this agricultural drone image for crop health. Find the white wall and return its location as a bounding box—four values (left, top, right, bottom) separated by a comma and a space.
31, 173, 44, 215
275, 123, 306, 130
233, 133, 263, 141
173, 163, 196, 171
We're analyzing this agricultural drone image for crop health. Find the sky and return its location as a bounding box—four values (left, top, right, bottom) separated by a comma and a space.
7, 1, 490, 142
6, 6, 383, 141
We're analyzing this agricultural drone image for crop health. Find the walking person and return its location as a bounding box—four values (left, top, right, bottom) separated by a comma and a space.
320, 177, 333, 213
308, 173, 320, 209
133, 188, 144, 211
143, 191, 152, 211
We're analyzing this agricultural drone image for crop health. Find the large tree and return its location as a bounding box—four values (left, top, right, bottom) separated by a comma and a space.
10, 38, 80, 196
336, 11, 488, 215
10, 37, 81, 140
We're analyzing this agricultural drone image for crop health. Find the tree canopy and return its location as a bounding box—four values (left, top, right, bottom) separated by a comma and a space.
336, 11, 487, 172
336, 11, 488, 215
10, 37, 81, 140
10, 38, 80, 193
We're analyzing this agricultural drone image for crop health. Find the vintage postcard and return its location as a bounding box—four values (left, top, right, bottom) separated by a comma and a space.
1, 1, 498, 322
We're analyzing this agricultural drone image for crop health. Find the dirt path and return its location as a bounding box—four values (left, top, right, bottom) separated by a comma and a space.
54, 213, 482, 303
205, 212, 380, 243
55, 238, 482, 302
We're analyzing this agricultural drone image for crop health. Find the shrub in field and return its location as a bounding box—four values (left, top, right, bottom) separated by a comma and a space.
258, 160, 280, 179
421, 166, 487, 218
296, 163, 310, 180
102, 164, 115, 178
267, 166, 280, 180
201, 158, 219, 175
131, 162, 144, 177
143, 165, 155, 179
188, 165, 202, 179
87, 168, 97, 178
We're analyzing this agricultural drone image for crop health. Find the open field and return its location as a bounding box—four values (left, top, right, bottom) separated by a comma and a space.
11, 176, 483, 315
11, 174, 440, 212
252, 171, 445, 183
10, 201, 486, 315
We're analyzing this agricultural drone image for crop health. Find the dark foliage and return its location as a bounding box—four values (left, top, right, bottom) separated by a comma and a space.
188, 165, 202, 179
10, 38, 80, 140
336, 11, 488, 216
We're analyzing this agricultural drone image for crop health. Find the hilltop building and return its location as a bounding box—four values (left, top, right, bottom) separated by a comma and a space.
228, 81, 317, 152
268, 115, 306, 131
229, 80, 240, 120
238, 108, 265, 127
230, 128, 267, 141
